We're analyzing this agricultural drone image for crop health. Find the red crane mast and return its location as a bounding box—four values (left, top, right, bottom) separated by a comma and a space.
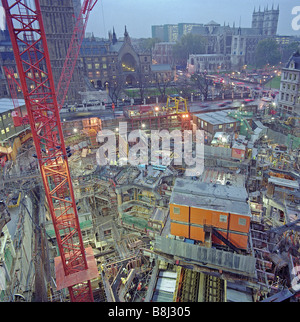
56, 0, 98, 109
2, 0, 98, 302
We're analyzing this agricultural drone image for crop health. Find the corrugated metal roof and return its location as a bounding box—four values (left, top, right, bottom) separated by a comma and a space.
194, 110, 237, 125
0, 98, 25, 114
170, 178, 251, 216
151, 64, 172, 72
154, 236, 257, 277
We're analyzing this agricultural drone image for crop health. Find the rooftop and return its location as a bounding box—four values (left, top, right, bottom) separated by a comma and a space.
0, 98, 25, 114
194, 109, 238, 125
170, 178, 251, 217
151, 64, 172, 72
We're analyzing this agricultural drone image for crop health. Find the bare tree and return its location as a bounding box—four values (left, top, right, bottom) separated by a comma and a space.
106, 74, 125, 106
190, 73, 210, 101
154, 73, 172, 103
135, 66, 150, 103
174, 77, 193, 100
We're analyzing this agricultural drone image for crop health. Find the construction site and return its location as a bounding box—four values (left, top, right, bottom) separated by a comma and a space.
0, 0, 300, 304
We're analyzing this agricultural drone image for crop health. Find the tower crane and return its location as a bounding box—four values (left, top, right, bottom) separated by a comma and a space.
6, 0, 98, 126
2, 0, 99, 302
56, 0, 98, 109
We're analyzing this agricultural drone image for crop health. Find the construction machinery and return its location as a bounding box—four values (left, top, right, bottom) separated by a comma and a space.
284, 117, 300, 128
164, 95, 189, 115
2, 0, 98, 302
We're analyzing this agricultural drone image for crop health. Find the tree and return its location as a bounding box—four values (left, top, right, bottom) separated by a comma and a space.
255, 39, 281, 68
106, 75, 125, 106
281, 41, 300, 64
139, 38, 161, 53
135, 66, 150, 103
190, 73, 210, 101
154, 73, 172, 102
174, 77, 193, 100
172, 33, 206, 67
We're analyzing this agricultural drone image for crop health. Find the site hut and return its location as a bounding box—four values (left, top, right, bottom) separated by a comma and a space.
193, 110, 240, 144
169, 178, 252, 250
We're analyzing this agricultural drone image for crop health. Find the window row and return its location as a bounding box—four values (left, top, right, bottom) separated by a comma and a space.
283, 72, 298, 81
281, 82, 298, 91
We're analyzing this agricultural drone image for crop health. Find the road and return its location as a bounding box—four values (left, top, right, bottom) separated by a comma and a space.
60, 95, 275, 122
60, 108, 117, 122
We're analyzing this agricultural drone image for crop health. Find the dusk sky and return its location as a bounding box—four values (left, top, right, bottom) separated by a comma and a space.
86, 0, 300, 39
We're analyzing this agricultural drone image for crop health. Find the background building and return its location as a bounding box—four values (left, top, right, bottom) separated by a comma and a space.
81, 28, 152, 89
251, 5, 279, 36
278, 48, 300, 116
188, 54, 231, 74
39, 0, 85, 104
152, 42, 176, 65
152, 6, 280, 70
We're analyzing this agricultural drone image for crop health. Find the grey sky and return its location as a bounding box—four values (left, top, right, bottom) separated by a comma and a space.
85, 0, 300, 39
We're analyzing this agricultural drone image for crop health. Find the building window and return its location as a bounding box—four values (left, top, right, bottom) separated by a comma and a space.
219, 215, 227, 222
239, 218, 246, 226
173, 207, 180, 215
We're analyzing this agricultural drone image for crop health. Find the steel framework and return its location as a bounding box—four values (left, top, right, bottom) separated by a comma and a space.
2, 0, 98, 302
56, 0, 98, 109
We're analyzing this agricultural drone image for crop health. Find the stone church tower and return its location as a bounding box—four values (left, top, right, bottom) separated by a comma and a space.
39, 0, 85, 104
252, 5, 279, 36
